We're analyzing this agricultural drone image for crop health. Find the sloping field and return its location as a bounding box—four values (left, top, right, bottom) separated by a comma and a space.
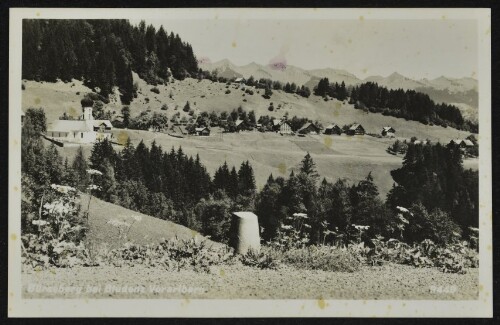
45, 128, 477, 198
80, 194, 219, 248
23, 75, 475, 142
109, 130, 404, 196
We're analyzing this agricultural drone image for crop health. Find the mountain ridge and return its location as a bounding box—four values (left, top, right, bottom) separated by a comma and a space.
200, 59, 477, 93
199, 59, 478, 119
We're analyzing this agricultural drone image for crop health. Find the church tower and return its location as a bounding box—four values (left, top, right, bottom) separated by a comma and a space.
83, 106, 94, 121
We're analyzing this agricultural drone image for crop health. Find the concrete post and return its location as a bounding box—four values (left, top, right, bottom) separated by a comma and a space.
229, 212, 261, 255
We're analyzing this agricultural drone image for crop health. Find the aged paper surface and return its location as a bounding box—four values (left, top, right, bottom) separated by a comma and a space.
9, 8, 492, 317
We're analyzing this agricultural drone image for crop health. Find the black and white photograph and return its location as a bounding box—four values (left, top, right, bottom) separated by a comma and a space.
8, 7, 492, 317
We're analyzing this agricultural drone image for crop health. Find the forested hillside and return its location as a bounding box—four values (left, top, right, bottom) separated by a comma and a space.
22, 19, 199, 104
314, 78, 477, 132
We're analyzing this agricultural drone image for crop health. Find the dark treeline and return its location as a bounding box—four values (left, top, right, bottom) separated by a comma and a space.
257, 143, 478, 246
22, 108, 478, 246
314, 78, 477, 132
387, 142, 479, 234
22, 19, 199, 104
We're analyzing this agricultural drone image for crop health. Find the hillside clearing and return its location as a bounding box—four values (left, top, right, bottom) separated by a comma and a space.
47, 129, 478, 197
81, 194, 219, 248
24, 76, 475, 142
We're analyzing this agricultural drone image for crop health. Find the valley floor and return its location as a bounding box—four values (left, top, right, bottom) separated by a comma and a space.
22, 263, 478, 300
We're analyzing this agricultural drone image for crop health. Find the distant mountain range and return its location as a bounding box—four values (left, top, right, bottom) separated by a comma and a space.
199, 59, 478, 122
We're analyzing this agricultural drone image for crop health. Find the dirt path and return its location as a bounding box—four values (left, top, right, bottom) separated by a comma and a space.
22, 264, 478, 300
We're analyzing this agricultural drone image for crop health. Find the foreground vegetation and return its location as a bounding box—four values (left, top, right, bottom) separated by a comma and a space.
22, 108, 479, 275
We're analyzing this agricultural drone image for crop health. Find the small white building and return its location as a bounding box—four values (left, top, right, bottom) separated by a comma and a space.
46, 106, 113, 144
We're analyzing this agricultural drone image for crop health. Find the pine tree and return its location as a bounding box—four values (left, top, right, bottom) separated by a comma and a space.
72, 146, 89, 191
299, 152, 319, 181
238, 160, 256, 196
96, 158, 117, 202
228, 167, 239, 198
213, 162, 230, 194
121, 106, 131, 128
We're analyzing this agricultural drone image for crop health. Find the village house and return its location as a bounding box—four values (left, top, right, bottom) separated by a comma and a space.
46, 105, 113, 144
324, 124, 342, 135
413, 140, 428, 145
195, 126, 211, 136
448, 139, 475, 149
272, 118, 293, 134
234, 119, 246, 132
381, 126, 396, 137
297, 122, 321, 135
346, 124, 365, 136
234, 77, 246, 84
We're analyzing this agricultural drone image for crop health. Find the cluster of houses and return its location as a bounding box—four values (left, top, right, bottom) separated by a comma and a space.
39, 100, 400, 144
173, 115, 397, 139
448, 138, 475, 149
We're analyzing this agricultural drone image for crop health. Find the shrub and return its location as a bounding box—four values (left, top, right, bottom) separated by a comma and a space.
161, 104, 168, 111
22, 83, 26, 90
150, 87, 160, 94
358, 237, 479, 274
109, 238, 235, 273
22, 184, 87, 268
282, 245, 361, 272
87, 92, 110, 104
241, 247, 281, 269
403, 203, 462, 245
193, 192, 233, 243
81, 96, 94, 108
225, 89, 231, 94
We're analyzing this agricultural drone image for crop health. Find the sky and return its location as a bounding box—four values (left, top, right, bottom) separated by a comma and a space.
133, 18, 478, 80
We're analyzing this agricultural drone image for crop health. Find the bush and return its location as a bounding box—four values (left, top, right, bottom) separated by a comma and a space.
241, 247, 281, 270
22, 184, 87, 268
225, 89, 231, 94
109, 238, 235, 273
403, 203, 462, 245
282, 245, 361, 272
81, 96, 94, 108
87, 92, 110, 104
161, 104, 168, 111
22, 83, 26, 90
150, 87, 160, 94
358, 237, 478, 274
193, 193, 233, 243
